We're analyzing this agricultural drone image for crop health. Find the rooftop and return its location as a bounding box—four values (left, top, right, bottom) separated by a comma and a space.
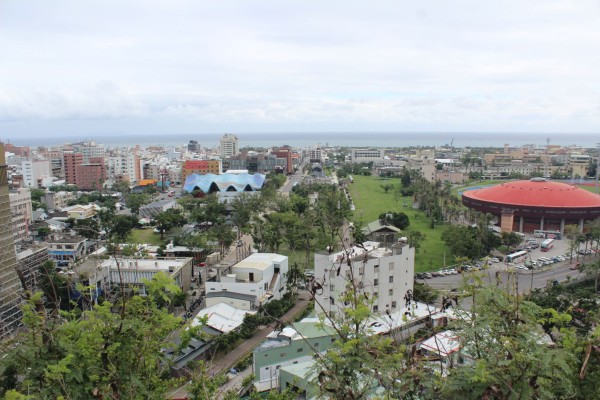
463, 179, 600, 209
234, 253, 287, 271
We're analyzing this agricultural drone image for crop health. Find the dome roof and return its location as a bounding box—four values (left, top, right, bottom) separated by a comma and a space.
462, 180, 600, 209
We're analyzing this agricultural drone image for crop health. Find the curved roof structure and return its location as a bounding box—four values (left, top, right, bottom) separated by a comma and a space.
462, 179, 600, 209
183, 173, 265, 193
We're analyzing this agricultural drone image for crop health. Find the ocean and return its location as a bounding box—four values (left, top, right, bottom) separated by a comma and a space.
5, 131, 600, 149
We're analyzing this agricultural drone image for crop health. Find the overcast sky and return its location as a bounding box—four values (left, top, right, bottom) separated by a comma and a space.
1, 0, 599, 138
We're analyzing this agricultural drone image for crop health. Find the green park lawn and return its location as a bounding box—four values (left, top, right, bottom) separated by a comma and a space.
347, 175, 453, 272
577, 184, 600, 195
129, 228, 164, 246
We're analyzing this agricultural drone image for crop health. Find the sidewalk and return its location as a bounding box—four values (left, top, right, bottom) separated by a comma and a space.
208, 291, 310, 376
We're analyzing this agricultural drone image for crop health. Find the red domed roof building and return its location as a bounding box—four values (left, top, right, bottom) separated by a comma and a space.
462, 179, 600, 234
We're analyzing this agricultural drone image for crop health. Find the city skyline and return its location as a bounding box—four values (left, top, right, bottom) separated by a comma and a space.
1, 1, 599, 137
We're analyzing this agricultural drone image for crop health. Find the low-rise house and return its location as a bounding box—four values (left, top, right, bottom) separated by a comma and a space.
96, 257, 193, 293
205, 253, 288, 309
47, 235, 88, 266
253, 318, 336, 391
63, 204, 100, 219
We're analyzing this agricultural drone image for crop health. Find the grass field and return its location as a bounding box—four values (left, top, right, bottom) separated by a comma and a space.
577, 184, 600, 195
451, 180, 506, 197
347, 175, 452, 272
130, 228, 164, 246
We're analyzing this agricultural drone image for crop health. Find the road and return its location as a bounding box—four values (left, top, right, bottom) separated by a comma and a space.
419, 235, 598, 294
280, 161, 307, 195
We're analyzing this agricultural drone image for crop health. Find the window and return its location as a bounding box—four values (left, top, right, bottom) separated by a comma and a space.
330, 284, 335, 291
374, 264, 379, 270
373, 305, 378, 312
280, 353, 286, 357
389, 289, 393, 296
359, 267, 364, 275
392, 301, 397, 308
374, 278, 379, 286
373, 291, 378, 298
389, 276, 394, 283
330, 297, 335, 305
297, 348, 303, 353
331, 338, 336, 343
314, 342, 319, 347
389, 262, 395, 270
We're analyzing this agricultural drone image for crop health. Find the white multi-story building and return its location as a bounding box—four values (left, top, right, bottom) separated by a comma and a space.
205, 253, 288, 310
9, 188, 32, 243
220, 134, 239, 158
314, 241, 415, 317
73, 141, 106, 163
108, 148, 140, 183
308, 147, 323, 163
21, 159, 52, 188
351, 148, 386, 164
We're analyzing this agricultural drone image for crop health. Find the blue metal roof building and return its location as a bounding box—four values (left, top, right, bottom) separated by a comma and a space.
183, 173, 266, 194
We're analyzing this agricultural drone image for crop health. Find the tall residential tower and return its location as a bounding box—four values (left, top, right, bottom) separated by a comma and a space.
0, 143, 24, 337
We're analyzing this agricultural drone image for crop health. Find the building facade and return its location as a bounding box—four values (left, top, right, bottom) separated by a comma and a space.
350, 148, 386, 164
75, 157, 106, 190
220, 134, 239, 158
181, 159, 222, 182
205, 253, 288, 309
314, 241, 415, 316
9, 188, 32, 243
0, 143, 24, 337
63, 152, 83, 185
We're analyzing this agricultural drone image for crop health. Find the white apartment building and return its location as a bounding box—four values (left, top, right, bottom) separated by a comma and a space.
308, 147, 323, 163
108, 148, 140, 183
205, 253, 288, 310
73, 141, 106, 163
351, 148, 386, 164
220, 134, 240, 158
9, 188, 32, 243
21, 159, 52, 188
314, 241, 415, 317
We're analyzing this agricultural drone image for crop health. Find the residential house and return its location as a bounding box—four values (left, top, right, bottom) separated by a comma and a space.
205, 253, 288, 309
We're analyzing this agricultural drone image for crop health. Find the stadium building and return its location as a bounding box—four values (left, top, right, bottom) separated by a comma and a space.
462, 178, 600, 234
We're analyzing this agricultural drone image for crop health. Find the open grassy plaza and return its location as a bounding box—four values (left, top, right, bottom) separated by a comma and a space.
129, 228, 164, 246
347, 175, 453, 272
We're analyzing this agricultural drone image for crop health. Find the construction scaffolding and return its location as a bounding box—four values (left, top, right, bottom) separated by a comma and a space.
17, 244, 50, 293
0, 143, 24, 338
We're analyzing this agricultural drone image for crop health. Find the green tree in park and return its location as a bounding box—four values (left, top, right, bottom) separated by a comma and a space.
406, 230, 426, 253
154, 208, 186, 239
379, 182, 394, 193
500, 231, 522, 254
126, 193, 151, 215
378, 211, 410, 230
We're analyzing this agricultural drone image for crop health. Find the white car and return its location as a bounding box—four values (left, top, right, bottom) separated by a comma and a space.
489, 258, 500, 263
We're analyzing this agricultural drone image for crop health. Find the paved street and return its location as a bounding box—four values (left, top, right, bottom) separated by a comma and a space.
419, 235, 597, 294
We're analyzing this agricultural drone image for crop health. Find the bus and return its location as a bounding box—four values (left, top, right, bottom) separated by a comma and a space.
541, 238, 554, 252
506, 250, 528, 264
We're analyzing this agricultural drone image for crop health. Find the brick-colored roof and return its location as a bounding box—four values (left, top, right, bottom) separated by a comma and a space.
463, 180, 600, 209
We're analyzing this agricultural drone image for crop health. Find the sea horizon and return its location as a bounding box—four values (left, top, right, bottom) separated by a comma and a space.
2, 131, 599, 149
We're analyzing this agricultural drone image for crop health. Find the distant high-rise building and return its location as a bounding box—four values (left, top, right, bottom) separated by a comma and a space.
220, 134, 239, 158
63, 152, 83, 185
0, 143, 24, 337
188, 140, 200, 152
272, 146, 294, 174
72, 141, 106, 163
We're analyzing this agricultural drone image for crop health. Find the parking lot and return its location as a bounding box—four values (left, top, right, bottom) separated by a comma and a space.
416, 233, 596, 292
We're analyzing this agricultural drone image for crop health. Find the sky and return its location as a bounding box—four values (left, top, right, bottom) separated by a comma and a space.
0, 0, 599, 139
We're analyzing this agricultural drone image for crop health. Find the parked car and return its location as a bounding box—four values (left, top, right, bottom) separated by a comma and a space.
423, 272, 432, 279
416, 273, 426, 279
570, 263, 581, 270
489, 258, 500, 263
